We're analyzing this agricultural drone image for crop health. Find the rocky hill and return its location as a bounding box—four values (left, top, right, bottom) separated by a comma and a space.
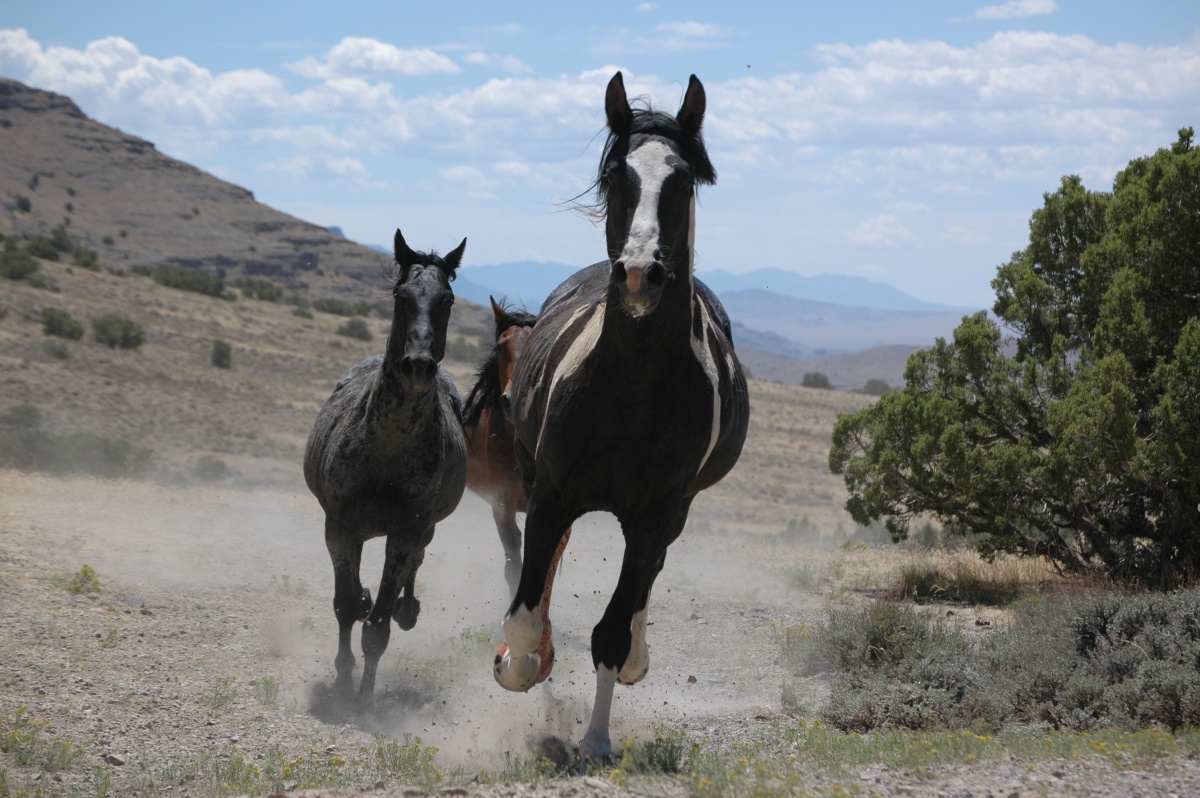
0, 77, 403, 305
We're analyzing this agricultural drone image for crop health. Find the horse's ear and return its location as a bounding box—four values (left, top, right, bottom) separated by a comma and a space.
605, 71, 631, 136
394, 228, 418, 266
676, 74, 706, 136
443, 237, 467, 276
489, 296, 507, 323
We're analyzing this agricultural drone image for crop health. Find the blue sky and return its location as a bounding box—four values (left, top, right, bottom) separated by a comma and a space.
3, 1, 1198, 308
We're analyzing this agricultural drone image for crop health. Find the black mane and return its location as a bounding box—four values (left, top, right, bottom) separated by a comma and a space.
391, 248, 459, 288
462, 303, 537, 428
594, 105, 717, 215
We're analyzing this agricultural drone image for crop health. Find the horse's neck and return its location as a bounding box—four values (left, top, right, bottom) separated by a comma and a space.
371, 340, 440, 433
602, 277, 696, 355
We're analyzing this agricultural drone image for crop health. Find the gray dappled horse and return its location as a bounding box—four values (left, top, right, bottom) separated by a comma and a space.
493, 73, 750, 761
304, 229, 468, 705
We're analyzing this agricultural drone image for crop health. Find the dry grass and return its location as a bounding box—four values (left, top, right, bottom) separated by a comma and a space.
893, 549, 1058, 605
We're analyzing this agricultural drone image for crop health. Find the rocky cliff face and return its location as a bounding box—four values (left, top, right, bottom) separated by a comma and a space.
0, 78, 391, 300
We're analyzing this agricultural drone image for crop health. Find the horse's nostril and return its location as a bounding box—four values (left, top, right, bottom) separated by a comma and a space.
646, 262, 666, 287
612, 260, 626, 282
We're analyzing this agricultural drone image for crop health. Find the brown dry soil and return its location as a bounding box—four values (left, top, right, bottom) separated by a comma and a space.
3, 260, 1200, 797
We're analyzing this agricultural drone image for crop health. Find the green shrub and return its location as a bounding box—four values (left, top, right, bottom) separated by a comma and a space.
336, 317, 372, 341
14, 195, 31, 213
802, 372, 832, 390
0, 405, 42, 430
292, 306, 313, 319
68, 564, 101, 594
314, 296, 371, 316
101, 235, 114, 246
25, 236, 59, 261
43, 339, 70, 359
148, 264, 226, 297
861, 378, 892, 396
49, 226, 72, 253
41, 307, 84, 340
0, 240, 39, 280
194, 454, 229, 481
233, 276, 283, 302
71, 245, 100, 271
211, 339, 232, 368
92, 313, 145, 349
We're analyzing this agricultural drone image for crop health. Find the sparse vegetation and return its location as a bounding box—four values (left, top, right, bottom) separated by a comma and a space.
313, 296, 371, 316
91, 312, 145, 349
14, 195, 31, 213
0, 239, 40, 281
202, 676, 239, 712
253, 676, 279, 706
802, 371, 832, 389
40, 306, 84, 340
233, 275, 283, 302
211, 339, 232, 368
335, 317, 371, 340
859, 378, 892, 395
0, 403, 153, 477
786, 588, 1200, 735
194, 454, 229, 481
1, 709, 80, 772
139, 263, 228, 297
25, 236, 60, 261
67, 564, 101, 594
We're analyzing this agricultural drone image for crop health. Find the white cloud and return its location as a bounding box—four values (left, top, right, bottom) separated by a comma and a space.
259, 154, 378, 184
439, 165, 496, 199
286, 36, 459, 79
942, 226, 991, 245
976, 0, 1059, 20
846, 215, 916, 247
463, 51, 533, 74
654, 20, 729, 52
637, 3, 656, 11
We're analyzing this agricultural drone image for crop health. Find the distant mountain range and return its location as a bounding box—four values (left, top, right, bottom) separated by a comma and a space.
442, 260, 978, 355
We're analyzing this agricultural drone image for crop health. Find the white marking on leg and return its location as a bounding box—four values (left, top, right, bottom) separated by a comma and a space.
494, 604, 543, 692
580, 665, 618, 761
534, 300, 606, 456
690, 299, 722, 475
619, 606, 651, 685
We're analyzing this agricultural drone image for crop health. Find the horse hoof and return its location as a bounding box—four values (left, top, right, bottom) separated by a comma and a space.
357, 587, 373, 621
493, 644, 541, 692
393, 595, 420, 630
578, 729, 615, 770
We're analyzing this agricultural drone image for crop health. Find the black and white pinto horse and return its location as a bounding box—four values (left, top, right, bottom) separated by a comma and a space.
493, 73, 749, 759
304, 229, 468, 705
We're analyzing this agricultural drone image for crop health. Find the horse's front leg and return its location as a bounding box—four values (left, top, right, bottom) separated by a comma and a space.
494, 489, 572, 692
358, 530, 424, 705
580, 500, 690, 763
326, 523, 369, 697
493, 499, 524, 599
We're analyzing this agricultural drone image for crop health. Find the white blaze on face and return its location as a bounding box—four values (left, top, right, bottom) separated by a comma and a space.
620, 140, 675, 271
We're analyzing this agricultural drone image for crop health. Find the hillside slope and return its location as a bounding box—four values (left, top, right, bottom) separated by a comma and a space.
0, 78, 413, 304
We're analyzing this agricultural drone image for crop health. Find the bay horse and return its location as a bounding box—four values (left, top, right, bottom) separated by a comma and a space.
304, 229, 469, 705
462, 298, 538, 596
493, 72, 750, 761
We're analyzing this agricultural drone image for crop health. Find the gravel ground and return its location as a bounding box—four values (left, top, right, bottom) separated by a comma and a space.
2, 472, 1199, 797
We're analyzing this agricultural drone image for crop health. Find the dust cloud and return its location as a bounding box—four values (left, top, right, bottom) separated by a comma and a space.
1, 470, 814, 765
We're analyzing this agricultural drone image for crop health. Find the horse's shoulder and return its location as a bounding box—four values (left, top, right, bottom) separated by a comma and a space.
694, 278, 734, 347
333, 354, 384, 393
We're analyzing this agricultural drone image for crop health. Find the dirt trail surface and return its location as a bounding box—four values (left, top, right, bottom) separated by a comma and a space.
4, 472, 1200, 797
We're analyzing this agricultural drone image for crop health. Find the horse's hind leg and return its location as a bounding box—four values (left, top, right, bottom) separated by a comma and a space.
358, 531, 424, 704
494, 490, 572, 692
326, 525, 370, 696
493, 500, 523, 598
